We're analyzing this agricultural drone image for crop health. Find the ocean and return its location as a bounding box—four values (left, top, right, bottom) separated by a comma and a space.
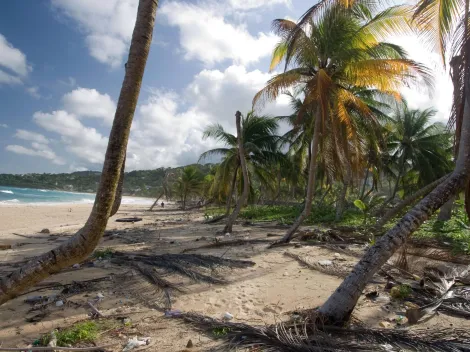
0, 186, 153, 205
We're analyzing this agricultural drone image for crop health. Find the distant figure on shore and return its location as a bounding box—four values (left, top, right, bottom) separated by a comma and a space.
161, 202, 165, 208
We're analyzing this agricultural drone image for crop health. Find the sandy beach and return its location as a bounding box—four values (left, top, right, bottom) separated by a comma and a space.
0, 204, 468, 351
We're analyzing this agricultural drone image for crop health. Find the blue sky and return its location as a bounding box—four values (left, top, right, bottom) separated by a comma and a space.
0, 0, 452, 174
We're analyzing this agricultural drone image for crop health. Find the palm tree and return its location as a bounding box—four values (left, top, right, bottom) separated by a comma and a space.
255, 2, 429, 243
0, 0, 158, 304
199, 111, 284, 215
318, 1, 470, 323
413, 0, 469, 221
385, 106, 453, 200
224, 111, 250, 233
174, 166, 203, 210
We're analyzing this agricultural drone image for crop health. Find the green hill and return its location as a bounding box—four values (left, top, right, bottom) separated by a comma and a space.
0, 164, 214, 197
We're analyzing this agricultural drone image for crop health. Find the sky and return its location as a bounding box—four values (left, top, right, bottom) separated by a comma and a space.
0, 0, 453, 174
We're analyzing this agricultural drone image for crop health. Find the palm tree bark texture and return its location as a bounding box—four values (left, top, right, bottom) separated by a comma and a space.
0, 0, 158, 304
223, 111, 250, 233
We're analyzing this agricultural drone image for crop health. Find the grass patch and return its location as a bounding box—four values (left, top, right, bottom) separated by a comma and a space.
390, 284, 412, 300
212, 326, 231, 337
92, 248, 114, 259
38, 320, 119, 347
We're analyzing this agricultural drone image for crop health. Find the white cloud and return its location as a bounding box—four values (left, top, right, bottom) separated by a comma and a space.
390, 35, 453, 124
160, 1, 278, 66
0, 69, 23, 85
7, 129, 65, 165
62, 88, 116, 124
51, 0, 138, 68
6, 143, 65, 165
186, 65, 291, 130
0, 34, 31, 77
26, 86, 41, 99
229, 0, 290, 10
33, 110, 108, 164
0, 124, 8, 128
15, 129, 49, 144
24, 64, 290, 170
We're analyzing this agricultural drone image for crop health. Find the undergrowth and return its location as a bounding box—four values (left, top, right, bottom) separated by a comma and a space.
205, 200, 470, 253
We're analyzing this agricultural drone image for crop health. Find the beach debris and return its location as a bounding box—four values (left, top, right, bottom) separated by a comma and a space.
116, 217, 143, 223
72, 263, 80, 269
365, 291, 379, 300
406, 298, 444, 324
123, 336, 150, 352
165, 309, 182, 317
223, 312, 234, 320
88, 302, 104, 317
123, 317, 132, 325
333, 253, 342, 259
318, 260, 333, 266
0, 244, 12, 250
25, 295, 44, 304
283, 272, 289, 276
40, 228, 50, 234
374, 295, 390, 304
55, 300, 64, 307
96, 292, 105, 300
225, 233, 231, 237
186, 339, 193, 348
48, 330, 57, 348
379, 321, 392, 328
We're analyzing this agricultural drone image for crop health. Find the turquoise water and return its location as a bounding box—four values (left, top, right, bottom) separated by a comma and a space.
0, 186, 153, 205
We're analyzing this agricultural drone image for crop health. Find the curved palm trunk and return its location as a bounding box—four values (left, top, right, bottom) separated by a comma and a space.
375, 174, 450, 228
224, 112, 249, 233
0, 0, 157, 305
110, 155, 126, 217
278, 108, 321, 243
149, 191, 164, 211
225, 164, 239, 215
359, 166, 370, 200
319, 80, 470, 323
438, 56, 463, 222
335, 161, 352, 222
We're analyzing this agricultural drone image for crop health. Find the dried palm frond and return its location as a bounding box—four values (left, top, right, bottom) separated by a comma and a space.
177, 312, 470, 351
284, 252, 351, 278
182, 238, 271, 253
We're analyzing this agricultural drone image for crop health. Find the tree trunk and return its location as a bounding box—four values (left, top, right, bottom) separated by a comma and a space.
335, 181, 348, 222
319, 75, 470, 323
359, 167, 369, 200
149, 191, 164, 211
110, 155, 126, 217
224, 112, 249, 234
375, 174, 450, 228
0, 0, 157, 305
278, 108, 322, 243
437, 197, 454, 221
225, 164, 239, 215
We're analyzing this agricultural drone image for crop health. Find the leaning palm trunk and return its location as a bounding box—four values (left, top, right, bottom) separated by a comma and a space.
225, 164, 239, 215
110, 155, 126, 216
223, 112, 249, 233
374, 174, 450, 228
319, 90, 470, 323
0, 0, 157, 305
277, 109, 322, 244
149, 191, 164, 211
335, 161, 352, 222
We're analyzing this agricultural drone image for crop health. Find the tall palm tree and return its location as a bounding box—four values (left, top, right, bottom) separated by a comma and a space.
319, 1, 470, 323
385, 106, 453, 200
174, 166, 204, 210
413, 0, 470, 220
0, 0, 158, 303
199, 111, 285, 214
255, 2, 429, 243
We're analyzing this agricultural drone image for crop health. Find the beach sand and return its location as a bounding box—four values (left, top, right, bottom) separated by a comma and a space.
0, 203, 467, 351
